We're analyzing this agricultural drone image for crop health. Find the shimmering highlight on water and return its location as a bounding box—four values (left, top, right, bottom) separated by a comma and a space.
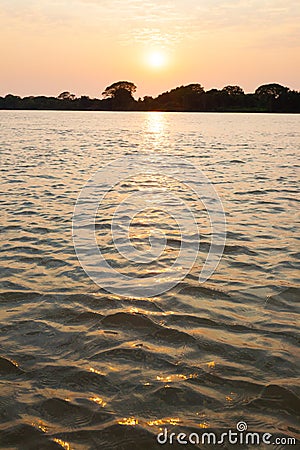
0, 111, 299, 449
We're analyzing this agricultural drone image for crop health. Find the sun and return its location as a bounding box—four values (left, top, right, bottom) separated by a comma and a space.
147, 51, 166, 69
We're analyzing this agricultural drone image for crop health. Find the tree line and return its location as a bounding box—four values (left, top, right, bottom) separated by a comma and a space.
1, 81, 299, 112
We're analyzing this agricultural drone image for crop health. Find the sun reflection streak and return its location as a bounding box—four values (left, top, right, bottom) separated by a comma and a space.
146, 112, 166, 134
89, 396, 107, 407
53, 438, 70, 450
89, 367, 103, 375
31, 420, 48, 433
118, 417, 138, 426
156, 373, 198, 382
148, 417, 180, 426
143, 112, 167, 150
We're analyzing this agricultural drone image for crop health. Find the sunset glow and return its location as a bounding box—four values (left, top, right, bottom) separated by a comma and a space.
147, 51, 167, 69
0, 0, 299, 97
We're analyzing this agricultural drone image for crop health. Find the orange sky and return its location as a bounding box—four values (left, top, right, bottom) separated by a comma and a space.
0, 0, 299, 98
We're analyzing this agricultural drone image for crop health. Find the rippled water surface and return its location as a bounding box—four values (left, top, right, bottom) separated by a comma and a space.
0, 111, 299, 449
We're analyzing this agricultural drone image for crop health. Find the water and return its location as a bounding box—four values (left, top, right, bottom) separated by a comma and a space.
0, 111, 299, 449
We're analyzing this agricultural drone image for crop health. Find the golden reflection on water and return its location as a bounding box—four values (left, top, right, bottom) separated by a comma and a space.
146, 112, 166, 135
226, 392, 236, 403
156, 373, 197, 382
118, 416, 185, 428
89, 367, 103, 375
31, 420, 48, 433
118, 417, 138, 426
148, 417, 180, 426
144, 112, 166, 149
53, 438, 70, 450
207, 361, 215, 368
89, 396, 107, 407
1, 113, 299, 448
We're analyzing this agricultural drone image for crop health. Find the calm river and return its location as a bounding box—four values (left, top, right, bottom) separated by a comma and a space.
0, 111, 299, 449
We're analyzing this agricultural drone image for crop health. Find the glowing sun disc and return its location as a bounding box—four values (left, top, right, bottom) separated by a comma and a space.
147, 51, 166, 68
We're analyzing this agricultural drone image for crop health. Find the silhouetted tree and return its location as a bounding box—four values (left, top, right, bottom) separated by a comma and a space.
102, 81, 137, 109
254, 83, 290, 111
141, 96, 154, 110
204, 89, 224, 111
77, 95, 91, 108
222, 85, 244, 96
57, 91, 76, 100
218, 85, 245, 110
255, 83, 289, 99
0, 82, 299, 112
272, 90, 300, 113
153, 84, 204, 111
102, 81, 136, 98
4, 94, 22, 109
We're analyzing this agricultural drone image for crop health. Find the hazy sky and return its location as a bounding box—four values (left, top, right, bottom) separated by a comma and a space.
1, 0, 299, 98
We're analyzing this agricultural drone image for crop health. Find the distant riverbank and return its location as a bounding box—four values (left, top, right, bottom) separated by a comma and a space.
1, 81, 300, 113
